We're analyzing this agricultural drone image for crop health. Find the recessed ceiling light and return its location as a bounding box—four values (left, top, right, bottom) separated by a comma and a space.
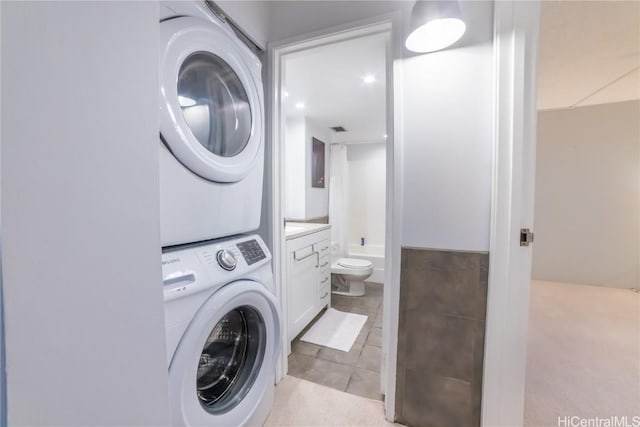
383, 134, 388, 138
295, 102, 305, 109
283, 91, 289, 98
363, 74, 376, 84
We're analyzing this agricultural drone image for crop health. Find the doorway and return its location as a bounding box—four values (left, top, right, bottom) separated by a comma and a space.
269, 20, 398, 409
524, 2, 640, 424
485, 1, 639, 425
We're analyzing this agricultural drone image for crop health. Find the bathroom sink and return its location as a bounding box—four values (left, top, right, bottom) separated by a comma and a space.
285, 222, 330, 239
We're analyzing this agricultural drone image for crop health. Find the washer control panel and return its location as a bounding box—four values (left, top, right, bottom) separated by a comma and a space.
236, 239, 266, 265
162, 234, 271, 302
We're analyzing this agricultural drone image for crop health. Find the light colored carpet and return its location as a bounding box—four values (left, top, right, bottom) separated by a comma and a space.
524, 280, 640, 426
265, 375, 403, 426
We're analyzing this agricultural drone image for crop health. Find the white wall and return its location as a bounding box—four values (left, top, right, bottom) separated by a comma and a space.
347, 143, 387, 247
305, 117, 331, 219
0, 2, 4, 419
0, 3, 4, 421
283, 116, 330, 221
1, 2, 170, 425
533, 101, 640, 288
267, 1, 412, 43
284, 116, 306, 219
400, 3, 494, 252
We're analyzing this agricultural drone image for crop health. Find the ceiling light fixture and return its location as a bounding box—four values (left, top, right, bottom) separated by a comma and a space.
283, 91, 289, 98
405, 0, 466, 53
363, 74, 376, 84
295, 102, 305, 109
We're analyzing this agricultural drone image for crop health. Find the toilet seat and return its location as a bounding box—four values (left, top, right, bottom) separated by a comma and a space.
332, 258, 374, 275
337, 258, 372, 269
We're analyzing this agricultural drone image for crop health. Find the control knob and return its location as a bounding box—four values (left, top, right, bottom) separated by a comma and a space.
216, 249, 237, 271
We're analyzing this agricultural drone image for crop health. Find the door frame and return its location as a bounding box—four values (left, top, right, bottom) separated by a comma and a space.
267, 12, 403, 420
483, 1, 541, 425
266, 2, 542, 424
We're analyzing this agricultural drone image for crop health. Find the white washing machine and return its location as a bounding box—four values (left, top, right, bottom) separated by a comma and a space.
159, 2, 265, 247
162, 234, 280, 426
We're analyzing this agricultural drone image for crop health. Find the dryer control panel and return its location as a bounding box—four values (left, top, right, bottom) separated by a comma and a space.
237, 239, 266, 265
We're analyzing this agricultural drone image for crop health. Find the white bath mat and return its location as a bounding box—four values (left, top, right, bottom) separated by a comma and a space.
300, 308, 368, 352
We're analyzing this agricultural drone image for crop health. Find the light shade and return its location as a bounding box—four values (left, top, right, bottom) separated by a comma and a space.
405, 1, 466, 53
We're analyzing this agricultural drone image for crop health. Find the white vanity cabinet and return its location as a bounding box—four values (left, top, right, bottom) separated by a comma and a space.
285, 224, 331, 342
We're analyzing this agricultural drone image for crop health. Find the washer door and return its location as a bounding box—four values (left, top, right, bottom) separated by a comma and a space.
169, 281, 280, 426
160, 17, 263, 183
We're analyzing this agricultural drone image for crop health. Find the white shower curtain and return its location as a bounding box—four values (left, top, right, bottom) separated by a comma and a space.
329, 144, 349, 256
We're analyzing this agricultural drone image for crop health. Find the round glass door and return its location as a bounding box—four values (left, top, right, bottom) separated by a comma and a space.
160, 17, 264, 183
196, 306, 265, 414
178, 51, 252, 158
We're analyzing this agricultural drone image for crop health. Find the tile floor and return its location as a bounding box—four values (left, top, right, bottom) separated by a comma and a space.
288, 282, 384, 401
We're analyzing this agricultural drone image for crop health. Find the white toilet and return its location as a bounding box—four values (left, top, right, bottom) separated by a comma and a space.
331, 245, 374, 297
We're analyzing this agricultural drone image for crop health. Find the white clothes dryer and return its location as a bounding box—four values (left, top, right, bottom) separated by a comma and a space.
162, 234, 280, 426
159, 2, 265, 247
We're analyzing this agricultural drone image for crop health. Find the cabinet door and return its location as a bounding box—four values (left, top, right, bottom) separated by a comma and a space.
288, 246, 318, 340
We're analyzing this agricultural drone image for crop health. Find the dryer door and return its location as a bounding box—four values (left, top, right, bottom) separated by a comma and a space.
169, 280, 280, 426
160, 17, 263, 183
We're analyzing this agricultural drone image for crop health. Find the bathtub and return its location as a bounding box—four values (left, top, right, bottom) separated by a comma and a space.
347, 244, 385, 284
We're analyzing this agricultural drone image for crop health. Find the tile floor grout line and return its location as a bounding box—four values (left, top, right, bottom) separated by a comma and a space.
343, 366, 357, 392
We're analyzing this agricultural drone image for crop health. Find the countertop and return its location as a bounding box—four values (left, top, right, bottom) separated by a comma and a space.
285, 222, 331, 240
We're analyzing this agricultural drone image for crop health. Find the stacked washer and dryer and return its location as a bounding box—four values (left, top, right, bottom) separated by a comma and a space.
158, 2, 280, 426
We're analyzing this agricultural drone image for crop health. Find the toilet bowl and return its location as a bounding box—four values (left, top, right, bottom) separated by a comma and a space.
331, 258, 374, 297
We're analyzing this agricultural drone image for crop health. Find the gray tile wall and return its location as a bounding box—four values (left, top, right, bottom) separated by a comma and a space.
396, 247, 489, 427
